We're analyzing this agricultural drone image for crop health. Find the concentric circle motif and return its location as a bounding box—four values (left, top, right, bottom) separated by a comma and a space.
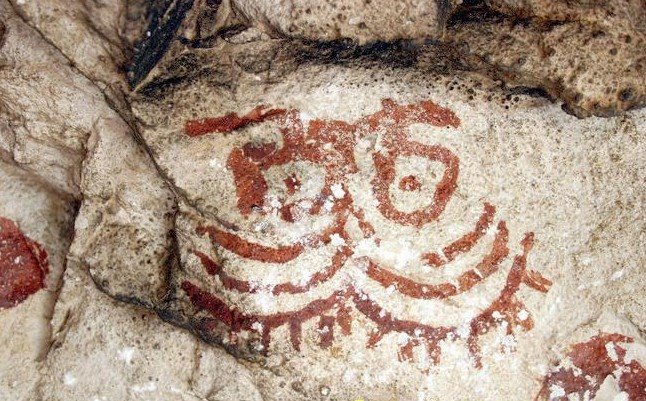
181, 99, 552, 367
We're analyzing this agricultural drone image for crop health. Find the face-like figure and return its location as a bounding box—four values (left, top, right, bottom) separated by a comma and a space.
181, 99, 551, 367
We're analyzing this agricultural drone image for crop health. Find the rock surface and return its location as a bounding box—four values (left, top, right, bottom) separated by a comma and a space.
446, 0, 646, 117
231, 0, 457, 43
122, 31, 645, 399
0, 160, 75, 401
165, 0, 646, 117
0, 0, 644, 401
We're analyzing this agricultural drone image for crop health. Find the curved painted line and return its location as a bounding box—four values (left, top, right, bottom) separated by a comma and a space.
349, 286, 454, 341
181, 280, 349, 351
196, 213, 347, 264
423, 203, 496, 267
193, 246, 352, 295
197, 225, 305, 263
365, 221, 509, 299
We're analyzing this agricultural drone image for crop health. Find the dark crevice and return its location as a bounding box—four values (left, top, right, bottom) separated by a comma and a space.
177, 23, 247, 48
447, 1, 506, 27
507, 86, 554, 100
128, 0, 196, 88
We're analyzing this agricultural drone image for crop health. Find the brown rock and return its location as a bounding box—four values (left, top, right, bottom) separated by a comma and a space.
446, 1, 645, 117
231, 0, 457, 43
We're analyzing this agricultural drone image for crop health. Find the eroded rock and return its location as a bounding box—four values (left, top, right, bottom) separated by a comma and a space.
0, 1, 644, 400
38, 259, 262, 401
130, 0, 645, 118
446, 1, 645, 117
232, 0, 457, 43
9, 0, 128, 89
0, 1, 177, 398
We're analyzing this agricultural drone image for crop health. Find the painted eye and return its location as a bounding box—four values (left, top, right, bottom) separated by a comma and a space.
390, 155, 447, 213
372, 144, 459, 228
263, 162, 327, 222
398, 175, 422, 191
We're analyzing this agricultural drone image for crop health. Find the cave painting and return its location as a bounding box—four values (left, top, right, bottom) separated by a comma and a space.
536, 333, 646, 400
0, 217, 49, 309
182, 99, 552, 367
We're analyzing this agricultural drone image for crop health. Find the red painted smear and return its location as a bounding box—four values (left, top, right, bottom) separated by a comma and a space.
318, 315, 335, 348
536, 333, 646, 401
398, 340, 416, 362
0, 217, 49, 309
197, 225, 304, 263
283, 174, 301, 196
523, 269, 553, 293
467, 233, 544, 368
193, 245, 352, 296
181, 280, 349, 353
185, 106, 285, 137
227, 148, 268, 216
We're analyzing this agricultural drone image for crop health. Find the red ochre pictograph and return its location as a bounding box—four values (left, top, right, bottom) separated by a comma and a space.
0, 217, 49, 309
536, 333, 646, 401
182, 99, 552, 367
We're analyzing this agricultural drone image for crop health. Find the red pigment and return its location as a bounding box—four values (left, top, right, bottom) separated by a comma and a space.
366, 220, 509, 299
399, 175, 422, 191
423, 203, 496, 267
186, 99, 460, 229
185, 106, 285, 137
182, 99, 551, 367
537, 333, 646, 401
0, 217, 48, 309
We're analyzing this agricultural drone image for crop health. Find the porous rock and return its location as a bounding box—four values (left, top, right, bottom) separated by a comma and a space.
0, 160, 75, 401
0, 1, 179, 399
446, 0, 645, 117
38, 259, 262, 401
0, 1, 644, 400
231, 0, 457, 43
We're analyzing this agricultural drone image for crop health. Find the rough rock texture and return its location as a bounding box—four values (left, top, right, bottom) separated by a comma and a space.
9, 0, 128, 87
446, 0, 645, 117
0, 160, 75, 401
486, 0, 646, 28
172, 0, 646, 117
0, 0, 176, 398
231, 0, 457, 43
535, 312, 646, 401
0, 0, 99, 198
0, 0, 645, 401
38, 259, 262, 401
